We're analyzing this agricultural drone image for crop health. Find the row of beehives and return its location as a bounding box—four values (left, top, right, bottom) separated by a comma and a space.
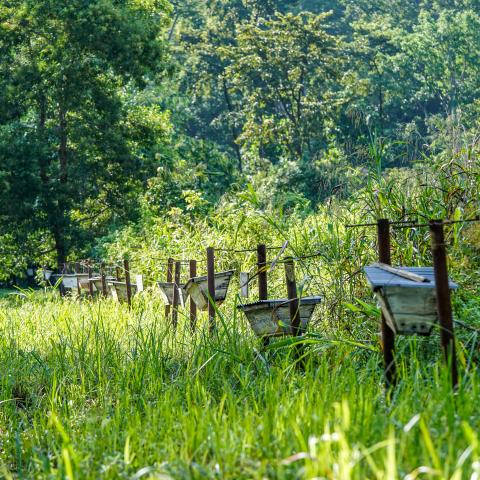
42, 217, 465, 391
42, 266, 326, 338
43, 262, 459, 339
43, 269, 236, 312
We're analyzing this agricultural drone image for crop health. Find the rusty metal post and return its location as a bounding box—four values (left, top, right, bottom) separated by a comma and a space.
59, 263, 67, 297
101, 262, 107, 297
284, 257, 300, 335
257, 244, 269, 346
285, 257, 303, 361
207, 247, 216, 332
74, 262, 82, 296
165, 258, 174, 319
257, 244, 268, 300
124, 258, 132, 307
430, 220, 458, 388
172, 261, 181, 331
377, 218, 396, 387
88, 263, 94, 297
189, 260, 197, 332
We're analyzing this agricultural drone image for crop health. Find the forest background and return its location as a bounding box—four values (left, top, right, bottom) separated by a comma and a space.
1, 0, 479, 277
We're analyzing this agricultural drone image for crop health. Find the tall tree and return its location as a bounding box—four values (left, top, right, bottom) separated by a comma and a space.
224, 12, 342, 167
0, 0, 171, 267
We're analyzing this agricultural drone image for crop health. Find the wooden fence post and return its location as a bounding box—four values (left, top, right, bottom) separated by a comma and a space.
257, 244, 269, 346
172, 261, 181, 330
377, 218, 396, 388
124, 258, 132, 307
189, 259, 197, 332
116, 266, 121, 282
165, 258, 174, 319
101, 262, 107, 297
284, 257, 299, 335
75, 262, 81, 296
207, 247, 216, 333
257, 244, 267, 300
430, 220, 458, 388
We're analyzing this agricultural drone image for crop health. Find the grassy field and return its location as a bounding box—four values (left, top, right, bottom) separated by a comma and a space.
1, 155, 479, 479
0, 289, 479, 479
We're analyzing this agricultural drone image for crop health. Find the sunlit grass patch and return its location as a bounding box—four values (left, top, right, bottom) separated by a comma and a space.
0, 291, 479, 479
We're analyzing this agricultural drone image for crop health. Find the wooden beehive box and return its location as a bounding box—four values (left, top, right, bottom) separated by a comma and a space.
43, 269, 54, 281
109, 275, 144, 302
238, 296, 322, 337
61, 273, 90, 290
157, 282, 189, 307
89, 277, 115, 295
184, 270, 234, 311
364, 266, 458, 335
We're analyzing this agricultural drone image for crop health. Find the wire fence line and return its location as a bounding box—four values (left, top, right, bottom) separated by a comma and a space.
39, 215, 480, 292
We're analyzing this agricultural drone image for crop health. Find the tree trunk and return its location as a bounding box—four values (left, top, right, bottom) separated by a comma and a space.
55, 103, 69, 268
54, 225, 67, 270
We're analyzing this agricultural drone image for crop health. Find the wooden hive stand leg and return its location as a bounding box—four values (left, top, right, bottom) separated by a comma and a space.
165, 258, 174, 320
172, 261, 181, 331
430, 220, 458, 389
257, 244, 270, 347
377, 218, 396, 388
189, 260, 197, 332
207, 247, 216, 333
285, 257, 302, 362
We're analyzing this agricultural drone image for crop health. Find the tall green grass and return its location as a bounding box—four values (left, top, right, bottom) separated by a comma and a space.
2, 140, 480, 478
0, 290, 479, 479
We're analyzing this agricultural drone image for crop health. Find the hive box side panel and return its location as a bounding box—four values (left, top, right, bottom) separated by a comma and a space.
158, 283, 175, 305
376, 287, 438, 335
385, 286, 437, 315
62, 276, 79, 289
188, 282, 208, 311
245, 303, 315, 337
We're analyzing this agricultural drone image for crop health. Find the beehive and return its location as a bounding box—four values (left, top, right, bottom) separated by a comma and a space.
184, 270, 234, 311
109, 275, 144, 303
157, 282, 188, 307
364, 266, 458, 335
238, 296, 322, 337
61, 273, 90, 290
43, 269, 54, 281
89, 277, 115, 295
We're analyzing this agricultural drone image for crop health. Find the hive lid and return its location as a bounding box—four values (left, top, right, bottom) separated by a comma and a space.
237, 295, 322, 310
185, 270, 235, 287
61, 273, 89, 277
364, 266, 458, 289
109, 281, 136, 287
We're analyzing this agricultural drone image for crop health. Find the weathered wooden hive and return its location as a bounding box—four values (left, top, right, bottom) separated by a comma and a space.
238, 296, 322, 337
43, 269, 54, 281
184, 270, 234, 311
61, 273, 90, 290
364, 265, 458, 335
157, 282, 189, 307
89, 277, 115, 294
77, 274, 102, 293
109, 275, 144, 302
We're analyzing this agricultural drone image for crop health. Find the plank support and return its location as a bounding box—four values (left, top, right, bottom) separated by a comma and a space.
430, 220, 458, 388
377, 218, 396, 388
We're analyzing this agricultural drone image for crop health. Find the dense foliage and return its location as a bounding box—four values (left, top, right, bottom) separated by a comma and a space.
1, 0, 480, 276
